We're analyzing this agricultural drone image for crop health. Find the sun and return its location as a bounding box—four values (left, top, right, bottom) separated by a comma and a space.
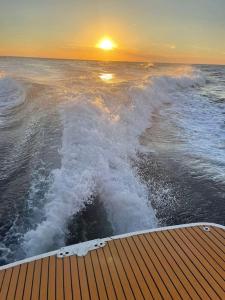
96, 37, 116, 51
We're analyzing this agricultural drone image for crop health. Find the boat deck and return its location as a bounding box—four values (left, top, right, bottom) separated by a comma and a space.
0, 223, 224, 299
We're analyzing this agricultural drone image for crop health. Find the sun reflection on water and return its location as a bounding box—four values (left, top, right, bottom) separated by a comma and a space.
99, 73, 114, 82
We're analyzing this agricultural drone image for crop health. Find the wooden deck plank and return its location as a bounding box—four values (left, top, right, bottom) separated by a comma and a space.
119, 238, 153, 300
139, 234, 183, 300
113, 239, 144, 300
48, 255, 56, 300
211, 230, 225, 250
214, 227, 225, 239
132, 235, 172, 299
126, 236, 163, 299
188, 228, 225, 271
14, 263, 27, 299
175, 229, 225, 297
144, 232, 192, 300
108, 240, 136, 300
0, 269, 5, 292
194, 227, 225, 261
56, 257, 64, 300
23, 261, 35, 300
96, 248, 118, 300
168, 229, 222, 300
31, 259, 42, 300
90, 250, 108, 300
40, 257, 49, 300
151, 231, 201, 300
77, 256, 90, 300
0, 268, 12, 300
70, 256, 81, 300
102, 245, 126, 299
6, 265, 20, 300
204, 231, 225, 254
0, 224, 224, 300
63, 257, 73, 300
84, 253, 99, 300
158, 230, 210, 299
182, 228, 225, 283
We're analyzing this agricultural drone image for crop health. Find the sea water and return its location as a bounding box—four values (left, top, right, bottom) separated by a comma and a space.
0, 58, 224, 265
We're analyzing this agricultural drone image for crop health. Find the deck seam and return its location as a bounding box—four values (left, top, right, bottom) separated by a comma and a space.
143, 233, 184, 299
167, 230, 220, 299
161, 231, 208, 299
8, 265, 21, 300
61, 257, 66, 300
174, 229, 225, 297
188, 228, 225, 273
136, 235, 174, 299
0, 270, 6, 292
193, 228, 225, 263
107, 244, 128, 300
46, 258, 50, 300
54, 256, 57, 300
131, 236, 164, 299
118, 239, 146, 300
123, 238, 154, 300
95, 250, 109, 300
38, 259, 43, 300
214, 227, 225, 239
13, 264, 21, 300
76, 256, 82, 300
150, 232, 196, 300
100, 247, 118, 300
68, 257, 74, 300
90, 252, 101, 300
102, 248, 125, 298
182, 228, 225, 284
112, 239, 141, 300
23, 261, 28, 299
210, 232, 225, 253
5, 267, 14, 300
83, 257, 91, 300
213, 228, 225, 240
191, 228, 225, 268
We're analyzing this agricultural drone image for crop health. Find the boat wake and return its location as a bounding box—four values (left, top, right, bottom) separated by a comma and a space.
22, 66, 205, 256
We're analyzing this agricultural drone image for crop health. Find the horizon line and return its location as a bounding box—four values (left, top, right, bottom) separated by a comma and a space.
0, 55, 225, 66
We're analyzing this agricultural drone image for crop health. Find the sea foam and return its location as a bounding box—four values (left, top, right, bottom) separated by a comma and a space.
23, 67, 204, 256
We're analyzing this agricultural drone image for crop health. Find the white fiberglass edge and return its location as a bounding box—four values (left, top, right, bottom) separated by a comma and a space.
0, 222, 224, 270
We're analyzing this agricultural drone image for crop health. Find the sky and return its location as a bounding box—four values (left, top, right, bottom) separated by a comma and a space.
1, 0, 225, 64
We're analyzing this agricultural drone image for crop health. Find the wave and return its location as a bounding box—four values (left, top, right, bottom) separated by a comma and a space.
22, 66, 205, 256
0, 77, 26, 111
0, 77, 27, 129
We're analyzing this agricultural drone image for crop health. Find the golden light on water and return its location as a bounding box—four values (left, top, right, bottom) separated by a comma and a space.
99, 73, 114, 81
96, 37, 116, 51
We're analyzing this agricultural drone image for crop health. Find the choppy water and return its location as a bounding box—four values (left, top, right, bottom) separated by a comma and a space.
0, 57, 224, 265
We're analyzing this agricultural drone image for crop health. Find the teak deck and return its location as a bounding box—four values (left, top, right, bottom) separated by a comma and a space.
0, 223, 224, 299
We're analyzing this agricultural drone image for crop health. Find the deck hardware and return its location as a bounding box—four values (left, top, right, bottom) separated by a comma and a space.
203, 226, 210, 232
57, 239, 107, 258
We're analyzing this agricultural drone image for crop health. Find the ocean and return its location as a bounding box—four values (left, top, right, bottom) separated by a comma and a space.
0, 57, 224, 265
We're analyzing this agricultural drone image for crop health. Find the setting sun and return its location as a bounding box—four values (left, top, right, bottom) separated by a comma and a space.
96, 38, 116, 51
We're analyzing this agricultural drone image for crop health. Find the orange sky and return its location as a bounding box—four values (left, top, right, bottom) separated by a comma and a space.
1, 0, 225, 64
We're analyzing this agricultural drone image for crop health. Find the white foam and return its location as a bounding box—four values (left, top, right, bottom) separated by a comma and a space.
23, 66, 204, 256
